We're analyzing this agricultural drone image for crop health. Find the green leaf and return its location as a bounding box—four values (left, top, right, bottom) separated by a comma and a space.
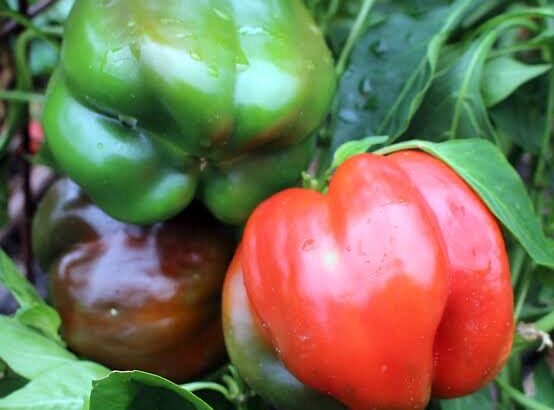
0, 250, 44, 311
89, 371, 213, 410
330, 136, 388, 170
482, 57, 551, 107
409, 11, 552, 149
0, 316, 76, 380
440, 386, 494, 409
0, 250, 62, 342
377, 139, 554, 268
0, 361, 109, 410
460, 0, 506, 29
408, 34, 498, 143
328, 0, 476, 156
14, 305, 63, 344
531, 360, 554, 407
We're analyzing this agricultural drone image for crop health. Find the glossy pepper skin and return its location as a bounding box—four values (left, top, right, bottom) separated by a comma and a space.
41, 0, 336, 225
222, 151, 514, 410
33, 179, 236, 381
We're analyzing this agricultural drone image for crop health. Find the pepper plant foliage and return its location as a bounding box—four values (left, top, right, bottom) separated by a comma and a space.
0, 0, 553, 409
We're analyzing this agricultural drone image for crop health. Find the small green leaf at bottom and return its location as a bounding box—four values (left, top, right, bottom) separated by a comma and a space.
90, 371, 213, 410
0, 361, 108, 410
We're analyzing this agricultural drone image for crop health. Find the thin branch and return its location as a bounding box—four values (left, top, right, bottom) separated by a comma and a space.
20, 131, 34, 282
335, 0, 376, 77
0, 90, 45, 103
0, 166, 55, 245
0, 0, 58, 37
28, 0, 56, 16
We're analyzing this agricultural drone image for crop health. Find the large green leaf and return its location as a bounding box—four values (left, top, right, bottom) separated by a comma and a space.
408, 34, 498, 143
89, 371, 213, 410
377, 139, 554, 268
0, 361, 109, 410
0, 250, 61, 343
0, 251, 43, 309
327, 0, 476, 156
409, 11, 554, 149
0, 317, 75, 380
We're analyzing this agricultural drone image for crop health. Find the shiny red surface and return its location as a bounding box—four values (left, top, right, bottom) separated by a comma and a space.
390, 151, 513, 397
239, 152, 513, 409
243, 154, 449, 409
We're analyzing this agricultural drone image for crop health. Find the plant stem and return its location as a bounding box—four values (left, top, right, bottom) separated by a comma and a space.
335, 0, 375, 77
0, 90, 44, 103
319, 0, 339, 34
496, 367, 512, 410
509, 245, 526, 287
512, 309, 554, 353
182, 382, 231, 400
13, 29, 35, 283
476, 7, 554, 36
514, 266, 532, 320
0, 0, 59, 37
488, 40, 550, 59
495, 378, 554, 410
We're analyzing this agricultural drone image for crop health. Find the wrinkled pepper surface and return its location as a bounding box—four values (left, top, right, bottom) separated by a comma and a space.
223, 151, 514, 410
41, 0, 336, 225
33, 179, 236, 381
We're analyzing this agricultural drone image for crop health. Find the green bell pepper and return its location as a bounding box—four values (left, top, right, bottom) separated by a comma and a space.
42, 0, 336, 225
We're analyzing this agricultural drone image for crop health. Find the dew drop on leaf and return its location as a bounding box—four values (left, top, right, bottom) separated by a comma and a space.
358, 77, 373, 95
369, 39, 388, 57
339, 108, 359, 123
